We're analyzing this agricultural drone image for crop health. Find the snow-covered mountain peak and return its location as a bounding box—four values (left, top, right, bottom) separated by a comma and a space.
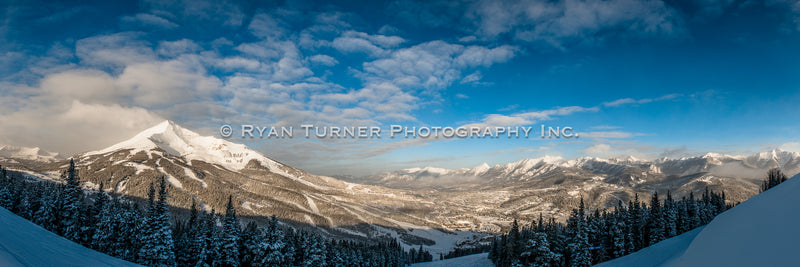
85, 120, 286, 172
469, 163, 491, 175
746, 148, 799, 167
403, 166, 451, 175
0, 145, 60, 161
509, 155, 564, 167
87, 120, 197, 156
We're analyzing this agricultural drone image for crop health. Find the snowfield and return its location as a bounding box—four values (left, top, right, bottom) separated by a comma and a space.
411, 253, 493, 267
0, 207, 141, 266
599, 173, 800, 267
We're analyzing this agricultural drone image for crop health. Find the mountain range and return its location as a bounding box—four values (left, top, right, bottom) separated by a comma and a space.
0, 120, 795, 255
365, 149, 800, 190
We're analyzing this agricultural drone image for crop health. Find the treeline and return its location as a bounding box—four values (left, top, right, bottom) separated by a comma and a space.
0, 161, 433, 266
441, 244, 491, 260
489, 189, 730, 266
762, 168, 788, 192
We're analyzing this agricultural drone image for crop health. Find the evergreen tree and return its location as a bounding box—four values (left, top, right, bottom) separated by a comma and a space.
176, 200, 204, 267
0, 184, 12, 209
240, 221, 265, 267
137, 177, 176, 266
523, 232, 556, 266
263, 215, 287, 266
304, 235, 327, 266
569, 213, 590, 267
610, 216, 626, 258
59, 158, 83, 241
215, 195, 241, 267
503, 219, 521, 266
762, 168, 788, 192
92, 198, 119, 254
648, 191, 665, 245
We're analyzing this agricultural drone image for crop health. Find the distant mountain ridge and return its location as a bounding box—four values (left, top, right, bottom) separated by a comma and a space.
0, 145, 60, 162
367, 149, 800, 189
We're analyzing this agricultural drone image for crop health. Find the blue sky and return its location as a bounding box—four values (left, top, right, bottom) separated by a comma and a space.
1, 0, 799, 176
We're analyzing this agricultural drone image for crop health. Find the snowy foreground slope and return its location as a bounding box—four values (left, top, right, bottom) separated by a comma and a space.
0, 207, 141, 267
411, 253, 493, 267
599, 173, 800, 267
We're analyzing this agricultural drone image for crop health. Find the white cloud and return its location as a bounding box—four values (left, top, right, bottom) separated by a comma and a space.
0, 100, 163, 156
581, 140, 662, 158
603, 93, 682, 107
330, 31, 405, 57
603, 98, 636, 107
460, 71, 483, 84
75, 32, 156, 67
394, 0, 684, 47
584, 143, 612, 155
460, 105, 599, 131
359, 41, 516, 90
308, 54, 338, 66
141, 0, 245, 27
344, 31, 406, 48
780, 142, 800, 153
121, 13, 179, 29
248, 13, 287, 40
332, 36, 387, 57
157, 39, 200, 57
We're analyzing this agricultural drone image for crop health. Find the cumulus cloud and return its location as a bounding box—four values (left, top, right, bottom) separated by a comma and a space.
333, 36, 387, 57
584, 143, 613, 155
359, 41, 516, 90
456, 105, 599, 135
393, 0, 684, 47
331, 31, 405, 57
121, 13, 179, 29
583, 141, 657, 158
75, 32, 156, 67
141, 0, 245, 27
0, 99, 163, 156
308, 54, 338, 66
157, 39, 200, 57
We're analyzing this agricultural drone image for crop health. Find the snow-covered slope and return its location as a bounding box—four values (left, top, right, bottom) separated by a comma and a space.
410, 253, 493, 267
0, 207, 140, 266
85, 120, 285, 172
0, 145, 59, 161
598, 173, 800, 267
595, 227, 705, 267
670, 172, 800, 266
